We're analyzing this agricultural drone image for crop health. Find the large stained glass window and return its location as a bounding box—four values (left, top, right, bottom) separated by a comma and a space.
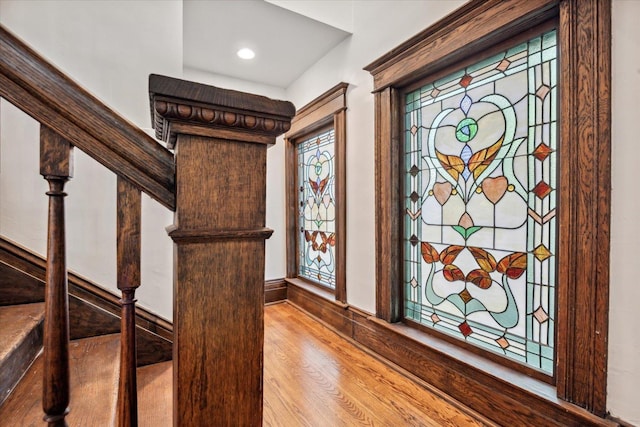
404, 30, 557, 373
298, 129, 336, 289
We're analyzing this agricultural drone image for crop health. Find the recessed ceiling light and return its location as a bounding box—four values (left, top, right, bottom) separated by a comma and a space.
237, 48, 255, 60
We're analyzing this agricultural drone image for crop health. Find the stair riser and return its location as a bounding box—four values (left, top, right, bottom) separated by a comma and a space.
0, 317, 43, 406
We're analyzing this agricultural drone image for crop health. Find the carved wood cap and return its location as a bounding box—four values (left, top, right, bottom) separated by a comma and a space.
149, 74, 295, 148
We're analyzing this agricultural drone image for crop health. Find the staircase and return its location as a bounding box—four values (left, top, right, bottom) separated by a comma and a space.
0, 23, 295, 426
0, 301, 172, 425
0, 254, 173, 426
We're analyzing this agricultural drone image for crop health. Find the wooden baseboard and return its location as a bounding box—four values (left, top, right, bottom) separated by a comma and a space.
286, 279, 618, 427
265, 278, 287, 304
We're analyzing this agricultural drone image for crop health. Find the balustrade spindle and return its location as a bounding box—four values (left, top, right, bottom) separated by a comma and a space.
116, 177, 142, 427
40, 126, 74, 427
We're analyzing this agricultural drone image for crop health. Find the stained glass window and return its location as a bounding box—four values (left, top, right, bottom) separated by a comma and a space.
404, 30, 557, 374
297, 129, 336, 289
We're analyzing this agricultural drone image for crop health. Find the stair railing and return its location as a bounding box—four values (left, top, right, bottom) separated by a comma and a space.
0, 24, 173, 426
1, 24, 294, 426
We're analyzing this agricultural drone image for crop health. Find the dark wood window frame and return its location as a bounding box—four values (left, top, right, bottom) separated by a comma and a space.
365, 0, 611, 421
285, 83, 348, 303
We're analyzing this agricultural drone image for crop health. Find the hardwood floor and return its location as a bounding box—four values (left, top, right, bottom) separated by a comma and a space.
0, 303, 491, 426
263, 303, 492, 427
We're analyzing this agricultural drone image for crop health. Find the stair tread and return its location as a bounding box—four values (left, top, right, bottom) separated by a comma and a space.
0, 302, 44, 362
137, 361, 172, 426
0, 333, 121, 426
0, 303, 45, 406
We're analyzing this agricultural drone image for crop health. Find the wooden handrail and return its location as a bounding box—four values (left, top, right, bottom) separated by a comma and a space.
0, 25, 175, 210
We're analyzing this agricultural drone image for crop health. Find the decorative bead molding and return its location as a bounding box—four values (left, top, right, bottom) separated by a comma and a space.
149, 74, 295, 148
152, 99, 292, 147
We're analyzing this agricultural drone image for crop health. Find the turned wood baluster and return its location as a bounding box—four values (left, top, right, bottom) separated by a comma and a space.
116, 176, 141, 427
40, 126, 74, 427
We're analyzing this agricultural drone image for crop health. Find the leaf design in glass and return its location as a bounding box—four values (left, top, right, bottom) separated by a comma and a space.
468, 247, 497, 272
421, 242, 439, 263
435, 150, 464, 181
443, 265, 465, 282
452, 225, 482, 240
439, 245, 464, 265
497, 252, 527, 279
310, 177, 328, 195
468, 136, 504, 179
466, 269, 493, 289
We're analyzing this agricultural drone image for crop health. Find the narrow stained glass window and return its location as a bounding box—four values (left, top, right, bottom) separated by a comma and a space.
298, 129, 336, 289
404, 30, 557, 374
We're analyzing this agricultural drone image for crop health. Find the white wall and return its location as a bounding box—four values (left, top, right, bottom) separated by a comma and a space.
0, 0, 183, 320
608, 1, 640, 424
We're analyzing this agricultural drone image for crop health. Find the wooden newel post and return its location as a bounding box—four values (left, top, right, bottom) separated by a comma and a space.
149, 75, 295, 426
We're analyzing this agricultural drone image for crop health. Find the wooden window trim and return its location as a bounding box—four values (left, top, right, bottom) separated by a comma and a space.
365, 0, 611, 418
285, 83, 348, 303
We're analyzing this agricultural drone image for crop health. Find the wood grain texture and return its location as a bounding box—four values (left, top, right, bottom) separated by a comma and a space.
366, 0, 611, 419
286, 281, 617, 427
130, 304, 493, 427
154, 76, 294, 426
555, 0, 611, 415
0, 237, 172, 367
149, 74, 295, 148
284, 134, 298, 279
40, 128, 72, 426
0, 262, 43, 306
137, 361, 172, 427
0, 334, 121, 427
117, 290, 138, 427
334, 103, 347, 304
374, 88, 402, 322
173, 238, 266, 426
0, 303, 44, 407
265, 279, 288, 305
116, 177, 141, 426
264, 303, 491, 427
117, 178, 141, 291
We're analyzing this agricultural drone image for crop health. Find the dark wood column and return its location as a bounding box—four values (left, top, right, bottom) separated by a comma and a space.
149, 75, 294, 426
40, 126, 73, 427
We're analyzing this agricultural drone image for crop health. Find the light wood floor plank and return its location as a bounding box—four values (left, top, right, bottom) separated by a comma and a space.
263, 303, 491, 427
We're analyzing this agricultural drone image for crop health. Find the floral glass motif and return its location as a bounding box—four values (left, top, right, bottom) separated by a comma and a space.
404, 30, 557, 374
298, 129, 336, 288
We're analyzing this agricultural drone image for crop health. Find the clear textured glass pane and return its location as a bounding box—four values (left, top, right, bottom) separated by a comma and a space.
403, 29, 557, 374
297, 129, 336, 289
